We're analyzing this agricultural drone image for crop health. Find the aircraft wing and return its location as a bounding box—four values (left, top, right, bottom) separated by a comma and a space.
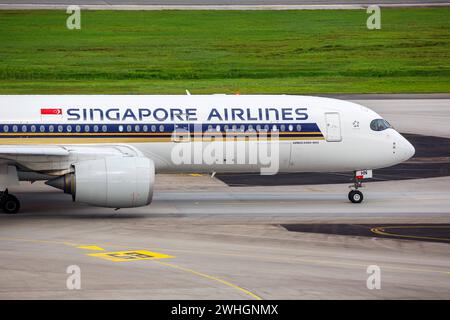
0, 144, 144, 174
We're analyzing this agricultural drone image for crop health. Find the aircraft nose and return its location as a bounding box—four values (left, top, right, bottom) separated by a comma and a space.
398, 135, 415, 162
406, 140, 415, 160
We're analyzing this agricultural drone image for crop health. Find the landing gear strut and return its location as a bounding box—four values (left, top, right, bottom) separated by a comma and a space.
348, 172, 364, 204
0, 189, 20, 214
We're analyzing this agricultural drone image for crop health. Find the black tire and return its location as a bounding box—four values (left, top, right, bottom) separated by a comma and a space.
2, 194, 20, 214
348, 190, 363, 204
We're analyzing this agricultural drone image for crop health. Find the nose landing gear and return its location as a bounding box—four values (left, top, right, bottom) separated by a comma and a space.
348, 171, 365, 204
0, 189, 20, 214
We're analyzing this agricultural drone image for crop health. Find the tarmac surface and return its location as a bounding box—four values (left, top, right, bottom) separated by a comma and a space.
1, 0, 448, 5
0, 96, 449, 299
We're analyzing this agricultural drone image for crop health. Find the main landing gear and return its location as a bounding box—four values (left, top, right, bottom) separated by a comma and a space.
348, 171, 364, 204
0, 189, 20, 214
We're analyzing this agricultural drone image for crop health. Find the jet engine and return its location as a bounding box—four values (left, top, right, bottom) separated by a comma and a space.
46, 157, 155, 208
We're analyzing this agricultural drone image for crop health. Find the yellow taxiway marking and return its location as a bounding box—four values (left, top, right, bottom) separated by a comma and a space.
371, 225, 450, 242
155, 260, 262, 300
88, 250, 174, 262
77, 245, 105, 251
189, 173, 203, 177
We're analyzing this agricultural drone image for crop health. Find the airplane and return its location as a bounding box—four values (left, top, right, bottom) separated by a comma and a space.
0, 94, 415, 214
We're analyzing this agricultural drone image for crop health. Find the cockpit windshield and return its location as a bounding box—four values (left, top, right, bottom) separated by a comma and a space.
370, 119, 392, 131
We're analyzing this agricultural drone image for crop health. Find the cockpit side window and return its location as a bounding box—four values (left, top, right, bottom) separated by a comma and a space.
370, 119, 392, 131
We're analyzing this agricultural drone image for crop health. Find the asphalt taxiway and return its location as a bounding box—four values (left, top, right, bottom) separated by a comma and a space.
0, 96, 449, 299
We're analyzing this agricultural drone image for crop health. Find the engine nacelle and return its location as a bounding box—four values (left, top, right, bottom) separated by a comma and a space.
46, 157, 155, 208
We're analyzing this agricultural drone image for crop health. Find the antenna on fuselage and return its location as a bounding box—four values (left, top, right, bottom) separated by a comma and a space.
185, 90, 191, 95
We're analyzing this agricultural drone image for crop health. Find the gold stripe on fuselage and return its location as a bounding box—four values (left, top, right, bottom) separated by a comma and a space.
0, 131, 322, 136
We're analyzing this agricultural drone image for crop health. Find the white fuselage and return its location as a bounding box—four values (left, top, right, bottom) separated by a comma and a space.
0, 95, 415, 176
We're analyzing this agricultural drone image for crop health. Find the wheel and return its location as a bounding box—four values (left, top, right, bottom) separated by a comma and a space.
2, 194, 20, 214
348, 190, 363, 204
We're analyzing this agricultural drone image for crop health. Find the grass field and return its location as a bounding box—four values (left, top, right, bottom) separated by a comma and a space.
0, 9, 449, 94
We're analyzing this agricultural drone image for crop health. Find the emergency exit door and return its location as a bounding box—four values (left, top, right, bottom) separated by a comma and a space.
325, 112, 342, 142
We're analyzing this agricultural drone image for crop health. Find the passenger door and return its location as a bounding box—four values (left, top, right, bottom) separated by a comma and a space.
325, 112, 342, 142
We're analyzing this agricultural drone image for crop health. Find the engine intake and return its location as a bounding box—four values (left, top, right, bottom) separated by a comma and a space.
46, 157, 155, 208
